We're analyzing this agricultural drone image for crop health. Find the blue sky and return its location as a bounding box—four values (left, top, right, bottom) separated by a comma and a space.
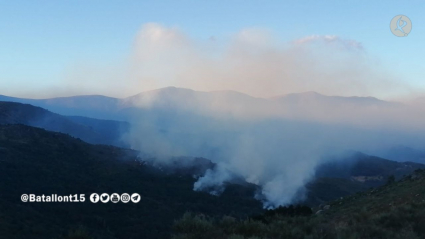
0, 0, 424, 98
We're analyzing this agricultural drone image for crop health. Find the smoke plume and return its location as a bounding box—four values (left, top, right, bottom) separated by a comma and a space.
67, 23, 424, 207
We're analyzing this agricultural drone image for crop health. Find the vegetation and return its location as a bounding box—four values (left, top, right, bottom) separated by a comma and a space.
0, 124, 262, 239
0, 101, 129, 147
172, 169, 425, 239
1, 120, 424, 239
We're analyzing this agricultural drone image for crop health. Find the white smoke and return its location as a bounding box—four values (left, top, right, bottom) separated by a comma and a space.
56, 22, 414, 100
123, 91, 425, 207
101, 23, 425, 208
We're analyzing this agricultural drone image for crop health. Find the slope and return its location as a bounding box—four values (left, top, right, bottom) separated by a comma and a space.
0, 124, 262, 239
0, 101, 129, 146
172, 169, 425, 239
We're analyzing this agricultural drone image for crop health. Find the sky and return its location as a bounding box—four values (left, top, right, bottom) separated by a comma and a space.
0, 0, 424, 99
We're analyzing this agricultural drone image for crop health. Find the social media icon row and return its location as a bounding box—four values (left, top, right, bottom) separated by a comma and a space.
90, 193, 140, 203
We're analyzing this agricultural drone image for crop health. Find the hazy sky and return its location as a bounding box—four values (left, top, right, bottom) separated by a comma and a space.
0, 0, 424, 99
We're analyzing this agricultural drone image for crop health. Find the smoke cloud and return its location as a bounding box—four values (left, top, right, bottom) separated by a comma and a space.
127, 23, 407, 99
122, 87, 425, 208
59, 23, 424, 207
58, 22, 412, 100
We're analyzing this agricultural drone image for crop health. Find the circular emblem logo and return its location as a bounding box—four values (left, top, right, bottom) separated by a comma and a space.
390, 15, 412, 37
110, 193, 120, 203
131, 193, 141, 203
90, 193, 100, 203
121, 193, 131, 203
100, 193, 110, 203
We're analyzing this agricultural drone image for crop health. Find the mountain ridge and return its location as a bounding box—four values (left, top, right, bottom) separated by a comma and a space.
0, 101, 129, 146
0, 87, 401, 121
1, 87, 395, 103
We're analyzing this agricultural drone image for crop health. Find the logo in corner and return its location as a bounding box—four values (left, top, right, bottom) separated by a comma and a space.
390, 15, 412, 37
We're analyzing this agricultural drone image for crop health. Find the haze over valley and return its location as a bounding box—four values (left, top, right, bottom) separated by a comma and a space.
2, 87, 425, 208
1, 1, 425, 238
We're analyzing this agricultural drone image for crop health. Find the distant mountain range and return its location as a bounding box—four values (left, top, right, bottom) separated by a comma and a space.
315, 152, 424, 180
1, 87, 424, 162
0, 87, 403, 121
272, 91, 394, 106
0, 101, 129, 147
0, 94, 122, 120
382, 146, 425, 164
